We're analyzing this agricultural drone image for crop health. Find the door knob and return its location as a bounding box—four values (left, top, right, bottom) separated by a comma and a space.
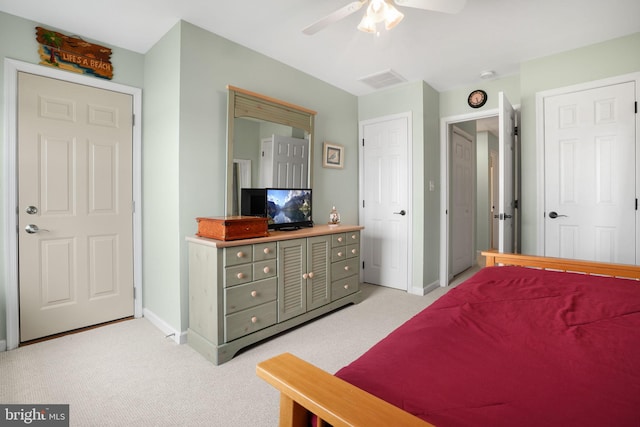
548, 211, 568, 219
25, 224, 49, 234
393, 210, 406, 216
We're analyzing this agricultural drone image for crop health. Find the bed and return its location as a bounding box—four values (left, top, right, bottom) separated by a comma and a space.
256, 251, 640, 427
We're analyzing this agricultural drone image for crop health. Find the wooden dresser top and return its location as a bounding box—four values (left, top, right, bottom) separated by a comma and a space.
186, 224, 364, 248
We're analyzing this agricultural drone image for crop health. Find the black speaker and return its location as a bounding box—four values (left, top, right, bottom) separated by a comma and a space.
240, 188, 267, 217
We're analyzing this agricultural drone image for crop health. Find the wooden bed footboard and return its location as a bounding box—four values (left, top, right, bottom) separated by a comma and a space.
481, 250, 640, 280
256, 352, 434, 427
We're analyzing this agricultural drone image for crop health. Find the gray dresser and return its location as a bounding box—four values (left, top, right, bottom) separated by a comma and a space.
186, 225, 363, 365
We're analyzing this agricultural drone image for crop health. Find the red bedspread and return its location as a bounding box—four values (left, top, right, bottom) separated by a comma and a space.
334, 266, 640, 427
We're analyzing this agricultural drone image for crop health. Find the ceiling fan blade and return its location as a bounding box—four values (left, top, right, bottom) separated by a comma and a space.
394, 0, 466, 14
302, 0, 367, 35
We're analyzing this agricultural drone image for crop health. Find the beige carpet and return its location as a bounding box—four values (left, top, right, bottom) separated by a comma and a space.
0, 273, 475, 426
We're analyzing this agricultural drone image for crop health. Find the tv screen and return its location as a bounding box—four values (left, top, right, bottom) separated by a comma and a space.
266, 188, 313, 230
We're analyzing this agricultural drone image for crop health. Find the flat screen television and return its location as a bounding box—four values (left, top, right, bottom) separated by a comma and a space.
266, 188, 313, 230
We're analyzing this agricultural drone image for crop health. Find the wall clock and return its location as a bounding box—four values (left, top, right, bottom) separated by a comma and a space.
468, 89, 487, 108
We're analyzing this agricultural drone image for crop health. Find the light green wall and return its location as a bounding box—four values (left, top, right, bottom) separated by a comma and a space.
0, 11, 144, 344
358, 81, 441, 292
142, 23, 183, 330
440, 75, 520, 118
170, 22, 359, 332
440, 32, 640, 255
422, 83, 441, 288
518, 32, 640, 254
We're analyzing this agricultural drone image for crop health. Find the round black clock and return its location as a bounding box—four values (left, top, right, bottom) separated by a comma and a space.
468, 89, 487, 108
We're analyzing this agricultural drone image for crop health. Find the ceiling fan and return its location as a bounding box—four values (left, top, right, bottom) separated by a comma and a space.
302, 0, 467, 35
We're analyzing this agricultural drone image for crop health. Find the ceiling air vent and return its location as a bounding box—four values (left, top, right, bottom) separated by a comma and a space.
358, 69, 406, 89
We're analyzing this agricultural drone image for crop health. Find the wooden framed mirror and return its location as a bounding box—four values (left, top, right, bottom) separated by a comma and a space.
226, 86, 316, 216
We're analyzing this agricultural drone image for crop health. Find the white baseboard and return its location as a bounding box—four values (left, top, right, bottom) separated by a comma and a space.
409, 280, 439, 296
0, 339, 6, 352
143, 308, 187, 345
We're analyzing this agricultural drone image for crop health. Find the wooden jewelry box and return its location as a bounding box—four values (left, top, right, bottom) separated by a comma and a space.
195, 216, 269, 241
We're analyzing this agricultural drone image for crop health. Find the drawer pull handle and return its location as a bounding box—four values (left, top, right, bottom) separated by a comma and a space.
337, 237, 343, 243
263, 266, 270, 274
351, 249, 357, 254
251, 290, 258, 298
308, 272, 314, 279
251, 316, 258, 324
237, 272, 245, 279
337, 251, 343, 257
302, 273, 309, 280
344, 284, 350, 289
237, 251, 245, 258
263, 247, 271, 254
344, 266, 350, 271
351, 234, 357, 240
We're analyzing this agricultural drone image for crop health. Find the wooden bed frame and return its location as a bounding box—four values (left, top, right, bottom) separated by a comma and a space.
256, 251, 640, 427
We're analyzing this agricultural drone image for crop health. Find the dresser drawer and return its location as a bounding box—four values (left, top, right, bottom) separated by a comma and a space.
346, 243, 359, 259
331, 258, 359, 281
225, 264, 253, 287
225, 301, 277, 342
225, 277, 277, 314
332, 276, 359, 300
331, 233, 346, 247
346, 231, 360, 245
253, 242, 277, 261
331, 246, 348, 263
224, 245, 252, 266
253, 259, 277, 281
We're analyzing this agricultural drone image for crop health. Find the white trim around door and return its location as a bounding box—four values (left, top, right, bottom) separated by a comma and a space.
440, 108, 499, 288
3, 58, 143, 350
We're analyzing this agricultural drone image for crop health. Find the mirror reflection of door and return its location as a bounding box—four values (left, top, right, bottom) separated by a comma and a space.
234, 118, 309, 189
260, 135, 309, 188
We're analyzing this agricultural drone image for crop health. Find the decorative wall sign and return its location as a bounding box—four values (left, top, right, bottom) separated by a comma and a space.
35, 26, 113, 79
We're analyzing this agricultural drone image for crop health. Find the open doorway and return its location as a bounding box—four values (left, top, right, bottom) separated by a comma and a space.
449, 117, 499, 279
440, 98, 520, 287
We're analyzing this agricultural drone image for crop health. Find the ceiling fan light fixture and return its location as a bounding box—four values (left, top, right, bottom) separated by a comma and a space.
358, 0, 405, 33
357, 14, 377, 32
384, 4, 404, 29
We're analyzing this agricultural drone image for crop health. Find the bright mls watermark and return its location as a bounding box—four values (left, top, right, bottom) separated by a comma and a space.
0, 405, 68, 426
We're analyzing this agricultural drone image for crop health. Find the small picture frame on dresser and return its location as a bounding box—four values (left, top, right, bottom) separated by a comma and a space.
322, 142, 344, 169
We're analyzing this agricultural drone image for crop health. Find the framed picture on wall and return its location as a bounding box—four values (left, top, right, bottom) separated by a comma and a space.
322, 142, 344, 169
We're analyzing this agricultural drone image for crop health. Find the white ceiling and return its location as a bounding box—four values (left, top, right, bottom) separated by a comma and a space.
1, 0, 639, 96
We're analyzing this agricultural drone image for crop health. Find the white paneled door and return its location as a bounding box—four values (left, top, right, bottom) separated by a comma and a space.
260, 135, 309, 188
544, 81, 636, 263
361, 115, 409, 290
451, 128, 473, 275
18, 72, 134, 342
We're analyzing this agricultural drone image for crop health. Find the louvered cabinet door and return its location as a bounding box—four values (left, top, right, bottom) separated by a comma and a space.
277, 238, 307, 322
306, 235, 331, 310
